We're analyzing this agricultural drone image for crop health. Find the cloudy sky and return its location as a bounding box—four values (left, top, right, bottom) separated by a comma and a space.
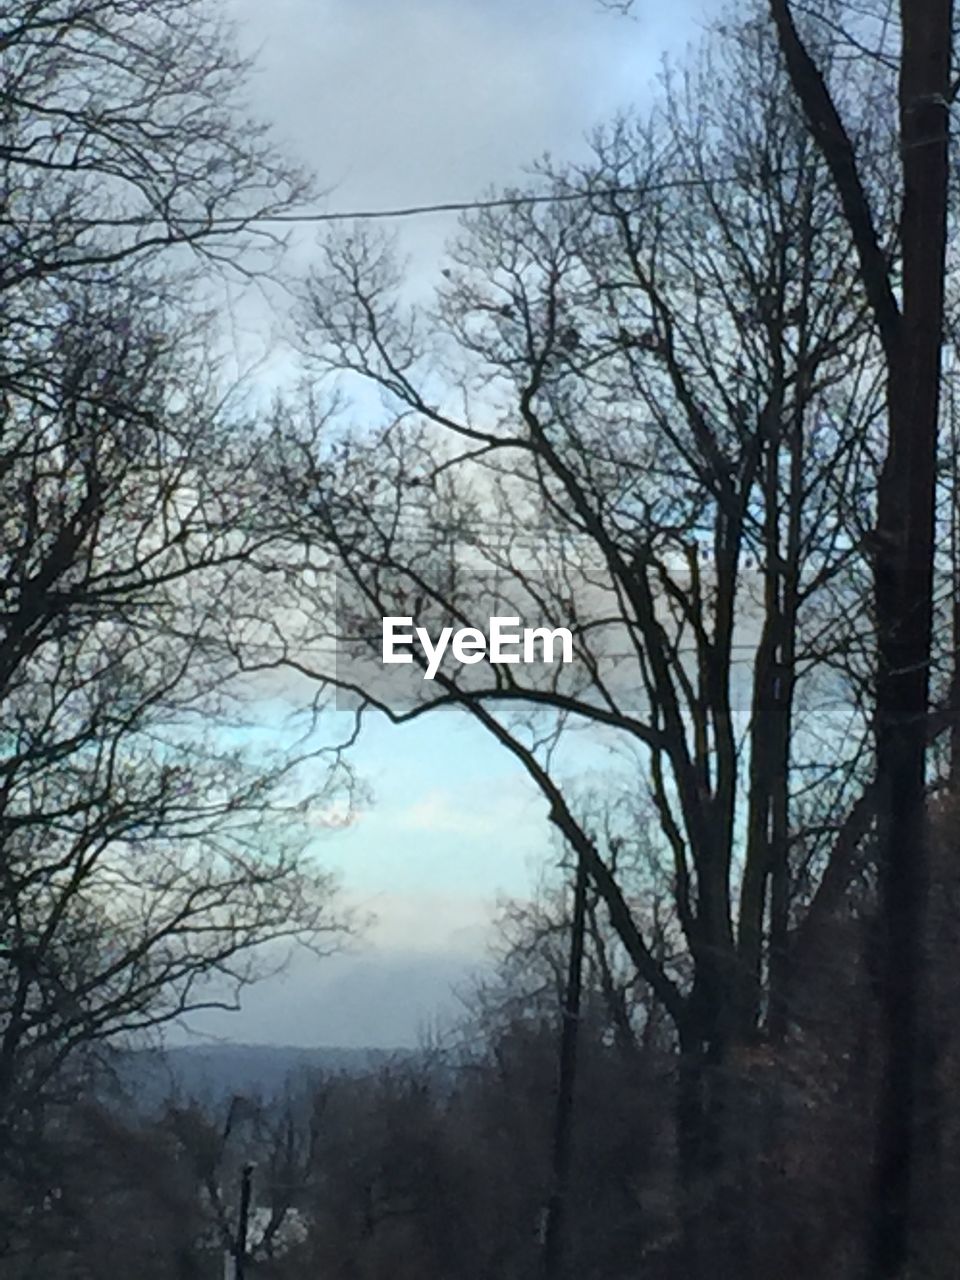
184, 0, 718, 1050
231, 0, 715, 207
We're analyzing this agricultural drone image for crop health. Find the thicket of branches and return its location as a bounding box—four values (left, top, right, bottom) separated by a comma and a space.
4, 1, 960, 1277
247, 3, 960, 1275
0, 0, 348, 1249
16, 825, 960, 1280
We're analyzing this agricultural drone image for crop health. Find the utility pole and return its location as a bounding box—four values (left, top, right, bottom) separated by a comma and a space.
540, 852, 588, 1280
234, 1162, 255, 1280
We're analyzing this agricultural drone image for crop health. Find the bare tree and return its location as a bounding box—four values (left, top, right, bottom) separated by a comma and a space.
259, 13, 900, 1271
0, 273, 348, 1187
0, 0, 349, 1226
0, 0, 308, 292
765, 2, 953, 1273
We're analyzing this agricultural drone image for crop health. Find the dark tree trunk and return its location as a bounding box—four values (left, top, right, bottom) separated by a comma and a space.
675, 1006, 752, 1280
675, 1040, 717, 1280
868, 7, 951, 1273
768, 2, 952, 1272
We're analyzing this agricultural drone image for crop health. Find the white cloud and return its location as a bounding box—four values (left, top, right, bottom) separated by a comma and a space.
393, 788, 499, 836
363, 888, 494, 951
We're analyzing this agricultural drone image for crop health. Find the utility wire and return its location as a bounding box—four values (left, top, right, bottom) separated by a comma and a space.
0, 167, 805, 231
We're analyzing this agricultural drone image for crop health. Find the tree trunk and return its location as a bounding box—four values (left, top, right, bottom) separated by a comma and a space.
868, 7, 951, 1272
675, 1015, 752, 1280
768, 3, 952, 1271
675, 1042, 715, 1279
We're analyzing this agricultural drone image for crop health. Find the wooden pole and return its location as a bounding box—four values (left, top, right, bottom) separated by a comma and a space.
235, 1162, 254, 1280
541, 853, 588, 1280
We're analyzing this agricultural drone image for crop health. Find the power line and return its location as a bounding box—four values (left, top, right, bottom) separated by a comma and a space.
1, 167, 805, 231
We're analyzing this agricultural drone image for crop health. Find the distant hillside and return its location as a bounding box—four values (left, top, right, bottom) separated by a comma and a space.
114, 1043, 411, 1109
